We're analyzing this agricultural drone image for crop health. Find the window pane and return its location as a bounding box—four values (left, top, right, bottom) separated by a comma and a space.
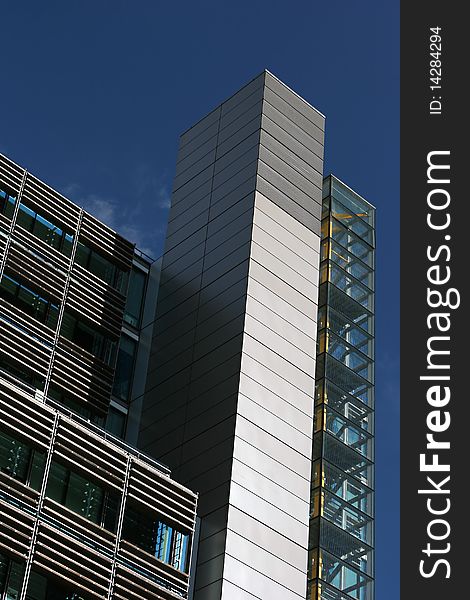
88, 251, 115, 285
103, 491, 120, 533
172, 531, 190, 572
112, 336, 136, 401
74, 242, 90, 268
46, 304, 59, 330
16, 204, 35, 231
105, 406, 127, 438
0, 274, 18, 300
60, 311, 76, 340
32, 214, 63, 250
4, 559, 25, 600
46, 461, 68, 504
29, 450, 46, 491
65, 471, 104, 524
155, 521, 173, 563
62, 233, 74, 257
124, 268, 146, 327
0, 431, 31, 483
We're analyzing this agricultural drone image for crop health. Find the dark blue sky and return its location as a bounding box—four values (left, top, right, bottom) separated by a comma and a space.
1, 1, 399, 597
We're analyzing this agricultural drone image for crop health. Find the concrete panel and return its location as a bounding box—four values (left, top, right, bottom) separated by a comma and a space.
259, 143, 323, 194
173, 149, 216, 191
209, 179, 256, 220
257, 161, 321, 220
221, 580, 260, 600
175, 135, 218, 176
221, 75, 265, 120
217, 109, 262, 152
172, 175, 212, 207
214, 131, 260, 175
247, 260, 316, 318
213, 151, 259, 190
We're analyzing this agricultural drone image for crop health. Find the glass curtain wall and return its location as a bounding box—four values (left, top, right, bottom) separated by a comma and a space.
308, 176, 375, 600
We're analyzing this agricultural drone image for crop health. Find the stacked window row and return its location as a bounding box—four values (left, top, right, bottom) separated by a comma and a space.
1, 184, 150, 440
0, 428, 191, 575
309, 177, 375, 600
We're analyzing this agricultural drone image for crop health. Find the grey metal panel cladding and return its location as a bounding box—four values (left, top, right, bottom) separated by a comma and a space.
179, 106, 221, 150
261, 103, 324, 161
256, 176, 321, 233
264, 71, 325, 134
141, 71, 325, 600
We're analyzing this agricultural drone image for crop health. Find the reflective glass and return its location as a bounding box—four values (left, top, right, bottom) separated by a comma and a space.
112, 335, 136, 401
65, 471, 104, 524
124, 268, 147, 327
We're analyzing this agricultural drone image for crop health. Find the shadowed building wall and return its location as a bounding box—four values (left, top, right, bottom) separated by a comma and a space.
139, 71, 325, 600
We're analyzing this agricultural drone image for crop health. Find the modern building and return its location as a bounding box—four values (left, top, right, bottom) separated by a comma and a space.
308, 176, 375, 600
0, 70, 374, 600
138, 71, 375, 600
0, 152, 197, 600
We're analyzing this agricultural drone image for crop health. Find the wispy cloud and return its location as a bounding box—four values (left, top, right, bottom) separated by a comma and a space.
61, 164, 171, 259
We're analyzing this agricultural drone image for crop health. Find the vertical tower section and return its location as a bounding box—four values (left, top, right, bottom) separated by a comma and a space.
308, 176, 375, 600
140, 71, 325, 600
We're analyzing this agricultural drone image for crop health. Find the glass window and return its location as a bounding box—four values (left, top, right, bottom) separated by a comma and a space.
88, 251, 115, 286
0, 188, 16, 219
112, 336, 136, 402
45, 460, 118, 531
15, 202, 74, 257
122, 502, 191, 572
60, 310, 116, 365
75, 241, 128, 293
65, 471, 104, 524
46, 461, 68, 504
0, 553, 25, 600
0, 354, 45, 391
62, 233, 74, 257
172, 531, 190, 572
0, 273, 60, 330
124, 267, 146, 327
0, 274, 18, 300
32, 214, 63, 250
74, 242, 90, 268
0, 430, 46, 490
105, 406, 127, 439
27, 570, 91, 600
155, 522, 173, 563
16, 203, 35, 231
0, 430, 31, 483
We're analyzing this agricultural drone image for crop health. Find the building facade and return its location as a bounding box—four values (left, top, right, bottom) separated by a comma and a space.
1, 70, 374, 600
0, 153, 197, 600
138, 72, 374, 600
308, 176, 375, 600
